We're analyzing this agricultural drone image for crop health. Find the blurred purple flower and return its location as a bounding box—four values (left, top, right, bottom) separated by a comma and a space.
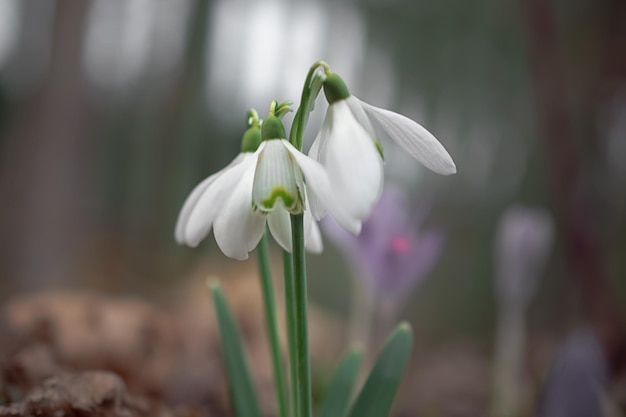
491, 204, 554, 417
322, 185, 445, 299
494, 205, 554, 306
537, 329, 608, 417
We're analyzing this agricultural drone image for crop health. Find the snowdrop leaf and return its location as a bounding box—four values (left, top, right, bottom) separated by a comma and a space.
317, 347, 363, 417
209, 282, 262, 417
346, 323, 413, 417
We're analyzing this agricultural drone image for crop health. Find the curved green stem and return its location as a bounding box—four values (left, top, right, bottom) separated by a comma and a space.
289, 61, 329, 150
246, 109, 259, 128
257, 234, 289, 417
282, 250, 299, 417
290, 213, 312, 417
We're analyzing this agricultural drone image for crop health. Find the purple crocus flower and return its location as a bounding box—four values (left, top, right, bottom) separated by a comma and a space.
322, 185, 445, 301
537, 329, 609, 417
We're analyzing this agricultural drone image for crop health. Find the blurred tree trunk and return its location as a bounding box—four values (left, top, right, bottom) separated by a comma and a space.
520, 0, 625, 371
0, 0, 91, 291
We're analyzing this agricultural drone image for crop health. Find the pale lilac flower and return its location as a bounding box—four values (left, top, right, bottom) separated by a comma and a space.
323, 185, 445, 298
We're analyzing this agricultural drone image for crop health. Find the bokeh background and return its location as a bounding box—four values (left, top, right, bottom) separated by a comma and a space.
0, 0, 625, 414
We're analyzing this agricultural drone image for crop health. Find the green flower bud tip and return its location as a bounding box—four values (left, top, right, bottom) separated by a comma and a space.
274, 101, 293, 118
323, 72, 351, 104
241, 126, 262, 153
261, 115, 287, 140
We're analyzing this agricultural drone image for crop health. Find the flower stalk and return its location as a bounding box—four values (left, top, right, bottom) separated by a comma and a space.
290, 61, 329, 150
282, 250, 299, 417
290, 213, 312, 417
256, 233, 289, 417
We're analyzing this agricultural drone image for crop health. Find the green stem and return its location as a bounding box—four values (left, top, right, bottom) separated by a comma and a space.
283, 250, 299, 417
289, 61, 329, 150
290, 214, 312, 417
257, 234, 289, 417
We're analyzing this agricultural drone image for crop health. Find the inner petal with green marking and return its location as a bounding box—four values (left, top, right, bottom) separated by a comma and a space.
253, 139, 304, 214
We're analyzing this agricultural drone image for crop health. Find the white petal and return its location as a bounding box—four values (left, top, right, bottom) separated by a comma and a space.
175, 154, 245, 244
304, 209, 323, 254
358, 98, 457, 175
345, 95, 376, 139
183, 153, 257, 247
213, 157, 266, 260
306, 118, 330, 219
281, 139, 362, 235
324, 101, 383, 220
267, 205, 292, 252
267, 201, 324, 254
253, 140, 302, 213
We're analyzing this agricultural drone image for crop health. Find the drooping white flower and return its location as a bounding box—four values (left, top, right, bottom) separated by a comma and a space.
309, 73, 456, 232
175, 116, 354, 260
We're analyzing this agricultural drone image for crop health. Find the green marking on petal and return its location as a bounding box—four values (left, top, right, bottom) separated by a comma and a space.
374, 140, 385, 161
260, 187, 297, 211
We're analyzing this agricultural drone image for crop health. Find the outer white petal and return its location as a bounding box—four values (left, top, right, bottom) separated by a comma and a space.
175, 154, 245, 244
281, 139, 362, 235
345, 95, 377, 139
357, 98, 457, 175
323, 101, 383, 220
304, 209, 323, 254
306, 117, 330, 219
267, 205, 292, 252
183, 153, 257, 247
213, 156, 266, 260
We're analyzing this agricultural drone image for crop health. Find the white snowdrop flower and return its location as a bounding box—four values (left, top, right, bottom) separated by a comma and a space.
175, 116, 351, 260
309, 72, 456, 232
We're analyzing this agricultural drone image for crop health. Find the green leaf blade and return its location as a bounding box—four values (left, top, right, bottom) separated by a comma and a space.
317, 347, 363, 417
346, 322, 414, 417
209, 282, 262, 417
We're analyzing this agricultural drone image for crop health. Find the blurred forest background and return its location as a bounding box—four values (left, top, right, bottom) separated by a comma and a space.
0, 0, 625, 377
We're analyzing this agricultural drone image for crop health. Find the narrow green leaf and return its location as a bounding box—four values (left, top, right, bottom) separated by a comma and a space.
209, 281, 262, 417
317, 347, 363, 417
346, 323, 413, 417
